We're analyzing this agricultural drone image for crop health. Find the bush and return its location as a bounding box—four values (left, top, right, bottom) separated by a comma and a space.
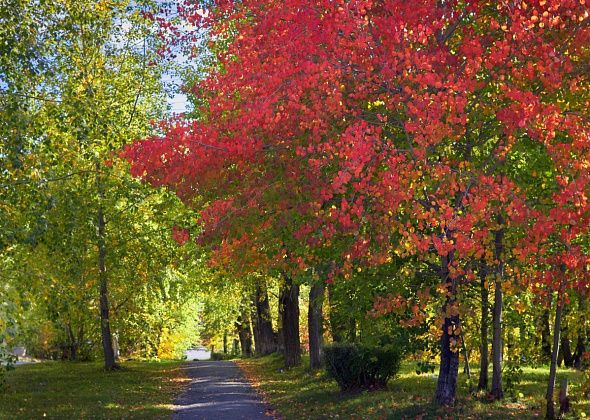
323, 343, 401, 393
210, 352, 234, 361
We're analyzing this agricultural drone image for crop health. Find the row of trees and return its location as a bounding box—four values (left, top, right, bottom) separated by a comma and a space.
123, 0, 590, 417
0, 0, 208, 369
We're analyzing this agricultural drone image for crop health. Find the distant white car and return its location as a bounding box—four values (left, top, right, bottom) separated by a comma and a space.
185, 347, 211, 361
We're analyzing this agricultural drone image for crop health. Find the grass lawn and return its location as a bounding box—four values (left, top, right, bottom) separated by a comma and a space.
238, 354, 590, 419
0, 360, 188, 419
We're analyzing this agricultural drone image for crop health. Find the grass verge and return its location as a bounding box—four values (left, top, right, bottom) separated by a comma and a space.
0, 360, 188, 419
237, 354, 590, 419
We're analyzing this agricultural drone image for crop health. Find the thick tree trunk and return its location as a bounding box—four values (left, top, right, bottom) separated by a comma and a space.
236, 314, 253, 357
491, 223, 504, 400
281, 274, 301, 368
308, 281, 325, 370
252, 280, 277, 356
97, 173, 117, 370
478, 259, 489, 391
435, 253, 460, 406
546, 292, 565, 420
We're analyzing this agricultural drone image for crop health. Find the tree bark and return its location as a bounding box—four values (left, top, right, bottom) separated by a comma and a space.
308, 281, 325, 370
541, 303, 552, 361
96, 163, 117, 370
277, 286, 285, 353
560, 333, 573, 368
66, 324, 78, 361
223, 331, 228, 354
546, 290, 565, 420
478, 259, 489, 391
236, 314, 253, 357
574, 295, 587, 370
491, 222, 504, 400
327, 282, 344, 343
281, 273, 301, 367
252, 280, 277, 356
435, 252, 460, 406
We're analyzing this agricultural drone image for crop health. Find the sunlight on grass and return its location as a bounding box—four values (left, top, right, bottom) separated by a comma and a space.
1, 360, 187, 419
238, 355, 590, 419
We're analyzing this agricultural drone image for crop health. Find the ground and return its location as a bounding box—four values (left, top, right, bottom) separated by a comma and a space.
173, 360, 270, 419
0, 360, 187, 419
3, 356, 589, 419
238, 354, 590, 419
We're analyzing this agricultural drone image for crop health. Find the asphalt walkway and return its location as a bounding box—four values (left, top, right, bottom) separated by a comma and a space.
172, 360, 271, 420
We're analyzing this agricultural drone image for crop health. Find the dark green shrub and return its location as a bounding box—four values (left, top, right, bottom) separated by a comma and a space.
323, 343, 401, 392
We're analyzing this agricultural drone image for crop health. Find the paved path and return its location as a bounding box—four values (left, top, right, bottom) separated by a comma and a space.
173, 360, 271, 420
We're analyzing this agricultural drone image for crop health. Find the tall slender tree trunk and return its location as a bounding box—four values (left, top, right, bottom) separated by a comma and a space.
96, 163, 117, 370
546, 288, 565, 420
281, 273, 301, 368
435, 252, 460, 406
478, 259, 489, 391
491, 220, 504, 400
308, 281, 325, 370
223, 331, 228, 354
252, 280, 277, 356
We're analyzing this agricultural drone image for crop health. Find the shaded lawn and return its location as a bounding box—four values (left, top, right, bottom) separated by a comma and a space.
238, 354, 590, 419
0, 360, 188, 419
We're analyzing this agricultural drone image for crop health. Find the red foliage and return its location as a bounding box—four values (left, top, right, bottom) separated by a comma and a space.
123, 1, 590, 295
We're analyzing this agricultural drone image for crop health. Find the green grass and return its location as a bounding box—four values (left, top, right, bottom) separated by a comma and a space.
0, 360, 187, 419
238, 354, 590, 419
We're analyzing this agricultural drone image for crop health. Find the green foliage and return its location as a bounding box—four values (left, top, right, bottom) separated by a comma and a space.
323, 343, 401, 393
504, 358, 524, 400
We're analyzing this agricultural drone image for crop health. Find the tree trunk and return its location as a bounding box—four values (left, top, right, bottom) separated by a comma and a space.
574, 295, 587, 370
223, 331, 228, 354
478, 259, 489, 391
462, 335, 473, 393
546, 291, 565, 420
560, 333, 573, 368
574, 333, 586, 370
559, 378, 570, 416
281, 273, 301, 368
66, 324, 78, 361
435, 253, 460, 406
277, 286, 285, 353
541, 303, 552, 361
308, 281, 325, 370
96, 164, 117, 370
252, 280, 277, 356
491, 222, 504, 400
327, 282, 344, 343
236, 314, 253, 357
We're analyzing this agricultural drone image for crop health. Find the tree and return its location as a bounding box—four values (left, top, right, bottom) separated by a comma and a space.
124, 0, 590, 405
